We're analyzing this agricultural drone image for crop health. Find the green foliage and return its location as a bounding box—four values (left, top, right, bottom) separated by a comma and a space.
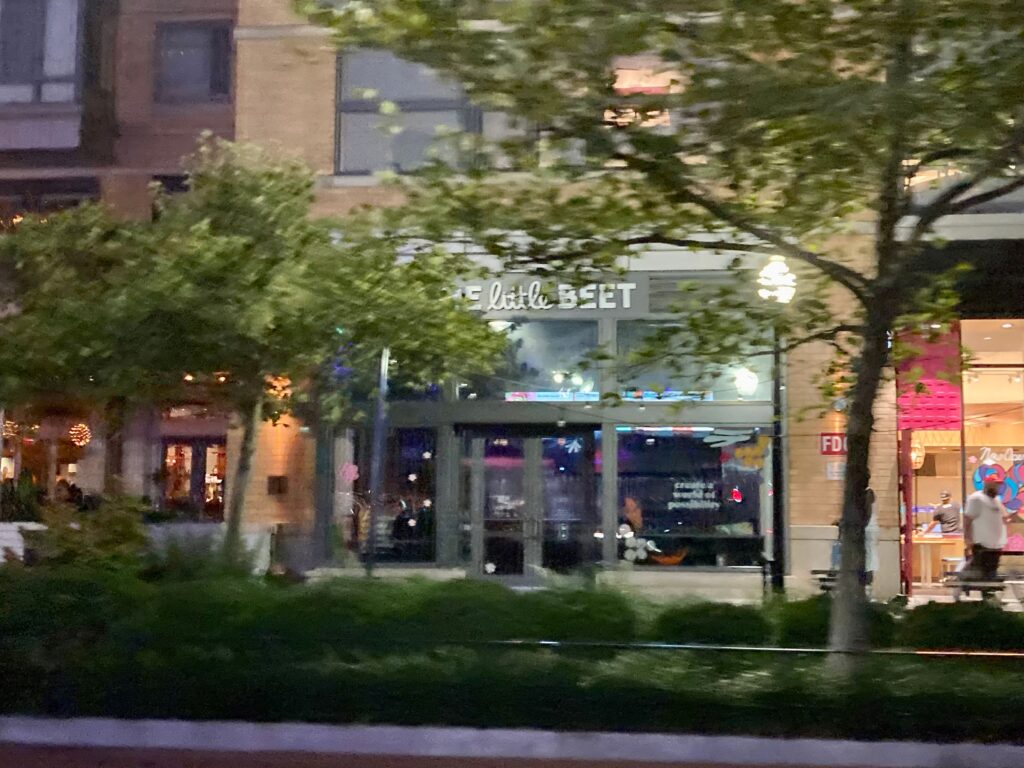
775, 596, 896, 649
898, 601, 1024, 651
0, 472, 43, 522
3, 570, 1024, 740
139, 533, 256, 582
649, 602, 772, 646
23, 499, 149, 571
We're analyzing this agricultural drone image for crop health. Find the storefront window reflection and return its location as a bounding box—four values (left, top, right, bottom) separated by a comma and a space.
617, 322, 773, 402
459, 321, 599, 401
617, 428, 769, 567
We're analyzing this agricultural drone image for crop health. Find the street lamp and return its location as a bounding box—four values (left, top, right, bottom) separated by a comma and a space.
758, 255, 795, 593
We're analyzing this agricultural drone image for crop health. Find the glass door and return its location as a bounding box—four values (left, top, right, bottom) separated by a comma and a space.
465, 429, 600, 581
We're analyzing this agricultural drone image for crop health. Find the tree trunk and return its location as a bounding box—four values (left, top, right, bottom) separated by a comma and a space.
103, 397, 127, 496
828, 324, 890, 669
225, 398, 262, 561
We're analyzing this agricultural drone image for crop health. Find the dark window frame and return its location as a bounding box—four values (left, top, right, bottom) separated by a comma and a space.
0, 0, 81, 103
154, 20, 233, 105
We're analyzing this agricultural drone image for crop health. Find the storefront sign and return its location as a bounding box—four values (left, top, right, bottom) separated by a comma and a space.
820, 433, 848, 455
458, 274, 650, 319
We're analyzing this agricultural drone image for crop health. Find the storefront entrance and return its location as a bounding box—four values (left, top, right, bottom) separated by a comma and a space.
461, 428, 600, 581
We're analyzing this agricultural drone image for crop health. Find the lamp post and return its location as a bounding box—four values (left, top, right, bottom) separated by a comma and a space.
758, 255, 796, 593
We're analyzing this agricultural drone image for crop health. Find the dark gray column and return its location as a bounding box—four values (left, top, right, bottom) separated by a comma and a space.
434, 425, 461, 566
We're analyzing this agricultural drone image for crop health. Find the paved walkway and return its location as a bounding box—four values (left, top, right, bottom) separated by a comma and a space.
2, 718, 1023, 768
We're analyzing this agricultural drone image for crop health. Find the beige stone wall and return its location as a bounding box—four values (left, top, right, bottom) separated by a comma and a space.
225, 414, 317, 528
235, 3, 337, 174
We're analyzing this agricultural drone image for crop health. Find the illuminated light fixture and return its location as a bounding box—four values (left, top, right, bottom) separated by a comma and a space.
984, 336, 993, 341
488, 320, 512, 332
216, 374, 228, 383
183, 373, 195, 382
422, 451, 433, 460
571, 373, 584, 387
757, 255, 796, 304
730, 487, 743, 503
68, 423, 92, 447
1003, 323, 1014, 329
552, 371, 566, 385
2, 420, 17, 438
909, 440, 926, 471
734, 367, 760, 397
929, 323, 942, 330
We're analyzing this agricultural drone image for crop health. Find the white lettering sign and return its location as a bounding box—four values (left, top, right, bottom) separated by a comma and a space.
667, 480, 720, 512
979, 447, 1024, 465
457, 275, 649, 318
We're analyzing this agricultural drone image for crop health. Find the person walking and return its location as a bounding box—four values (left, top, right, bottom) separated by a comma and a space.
964, 478, 1011, 582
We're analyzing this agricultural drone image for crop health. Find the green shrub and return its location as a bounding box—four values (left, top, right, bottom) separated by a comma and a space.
23, 499, 149, 571
775, 596, 896, 648
649, 602, 772, 646
899, 602, 1024, 651
139, 532, 255, 581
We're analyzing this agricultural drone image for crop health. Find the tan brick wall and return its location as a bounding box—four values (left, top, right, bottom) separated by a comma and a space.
785, 233, 899, 531
238, 0, 306, 27
100, 172, 154, 220
234, 34, 336, 174
226, 414, 316, 529
311, 185, 406, 217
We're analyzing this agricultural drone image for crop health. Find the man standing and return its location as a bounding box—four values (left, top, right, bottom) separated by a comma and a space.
964, 479, 1011, 581
924, 490, 961, 534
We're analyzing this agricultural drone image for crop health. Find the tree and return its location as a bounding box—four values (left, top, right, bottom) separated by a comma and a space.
0, 139, 502, 556
300, 0, 1024, 656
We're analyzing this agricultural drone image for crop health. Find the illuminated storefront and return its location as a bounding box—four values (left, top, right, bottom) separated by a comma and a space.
346, 269, 778, 593
900, 319, 1024, 587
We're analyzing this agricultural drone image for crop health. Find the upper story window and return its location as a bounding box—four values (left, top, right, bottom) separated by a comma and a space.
0, 0, 80, 106
337, 50, 518, 175
155, 22, 232, 104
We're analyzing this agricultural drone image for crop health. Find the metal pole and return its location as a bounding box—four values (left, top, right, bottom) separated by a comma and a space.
771, 336, 786, 592
365, 346, 391, 577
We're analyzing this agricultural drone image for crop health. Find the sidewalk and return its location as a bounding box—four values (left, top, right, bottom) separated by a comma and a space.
2, 717, 1023, 768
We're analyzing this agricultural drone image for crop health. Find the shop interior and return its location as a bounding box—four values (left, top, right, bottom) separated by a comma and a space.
904, 319, 1024, 585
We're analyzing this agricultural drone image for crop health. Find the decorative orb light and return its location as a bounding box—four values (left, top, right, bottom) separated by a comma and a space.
734, 367, 760, 398
68, 423, 92, 447
757, 255, 797, 304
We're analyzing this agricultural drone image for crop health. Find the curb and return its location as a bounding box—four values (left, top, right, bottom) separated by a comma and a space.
1, 717, 1022, 767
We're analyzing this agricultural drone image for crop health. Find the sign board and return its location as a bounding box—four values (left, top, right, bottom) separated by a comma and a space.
457, 274, 650, 319
826, 461, 846, 481
819, 433, 848, 456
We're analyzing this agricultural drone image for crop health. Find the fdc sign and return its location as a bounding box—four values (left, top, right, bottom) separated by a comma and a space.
819, 433, 848, 455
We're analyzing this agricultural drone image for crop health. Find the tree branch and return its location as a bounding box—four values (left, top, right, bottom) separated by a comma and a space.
910, 117, 1024, 242
945, 175, 1024, 216
657, 180, 871, 303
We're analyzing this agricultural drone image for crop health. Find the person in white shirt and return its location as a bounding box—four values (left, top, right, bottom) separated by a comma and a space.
964, 478, 1012, 580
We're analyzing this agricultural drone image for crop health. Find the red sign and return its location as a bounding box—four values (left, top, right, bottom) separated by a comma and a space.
820, 433, 848, 455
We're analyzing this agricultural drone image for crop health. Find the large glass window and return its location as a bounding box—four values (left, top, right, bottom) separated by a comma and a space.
617, 428, 769, 567
617, 321, 773, 402
360, 428, 437, 563
459, 321, 599, 401
337, 50, 521, 174
0, 0, 79, 105
155, 22, 232, 104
